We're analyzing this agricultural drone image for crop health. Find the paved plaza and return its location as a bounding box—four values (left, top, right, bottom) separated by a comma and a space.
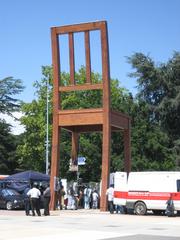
0, 209, 180, 240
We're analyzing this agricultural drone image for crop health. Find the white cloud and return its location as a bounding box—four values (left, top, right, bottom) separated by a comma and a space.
0, 112, 25, 135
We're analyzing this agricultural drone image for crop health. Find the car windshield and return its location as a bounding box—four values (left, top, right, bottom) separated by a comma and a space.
2, 189, 20, 196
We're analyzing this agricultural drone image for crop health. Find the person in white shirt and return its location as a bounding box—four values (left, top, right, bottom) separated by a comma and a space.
106, 184, 114, 214
92, 190, 99, 209
84, 186, 92, 209
27, 183, 41, 216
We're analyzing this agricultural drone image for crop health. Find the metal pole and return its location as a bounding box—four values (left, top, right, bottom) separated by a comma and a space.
77, 166, 79, 183
45, 77, 49, 175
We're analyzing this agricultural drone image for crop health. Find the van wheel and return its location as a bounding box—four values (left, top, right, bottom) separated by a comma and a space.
134, 202, 147, 215
6, 201, 13, 210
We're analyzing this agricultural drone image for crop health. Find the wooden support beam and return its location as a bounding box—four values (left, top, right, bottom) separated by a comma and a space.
100, 21, 111, 211
124, 120, 131, 173
101, 122, 111, 211
49, 126, 60, 210
59, 83, 102, 92
50, 27, 61, 210
71, 132, 79, 164
53, 21, 106, 34
58, 108, 103, 126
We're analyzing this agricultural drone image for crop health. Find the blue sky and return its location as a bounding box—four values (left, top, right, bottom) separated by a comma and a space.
1, 0, 180, 103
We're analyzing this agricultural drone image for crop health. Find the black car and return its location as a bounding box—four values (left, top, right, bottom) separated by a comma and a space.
0, 188, 24, 210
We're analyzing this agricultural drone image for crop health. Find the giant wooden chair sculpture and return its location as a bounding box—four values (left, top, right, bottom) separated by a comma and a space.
50, 21, 131, 211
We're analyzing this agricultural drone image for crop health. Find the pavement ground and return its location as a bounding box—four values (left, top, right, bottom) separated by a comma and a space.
0, 209, 180, 240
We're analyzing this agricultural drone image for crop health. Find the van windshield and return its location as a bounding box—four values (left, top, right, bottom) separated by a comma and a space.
177, 180, 180, 192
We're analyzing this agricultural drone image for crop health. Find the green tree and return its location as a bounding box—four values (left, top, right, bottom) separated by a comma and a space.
17, 100, 47, 171
17, 66, 52, 172
0, 120, 20, 174
130, 100, 174, 170
0, 77, 24, 115
128, 52, 180, 169
0, 76, 24, 174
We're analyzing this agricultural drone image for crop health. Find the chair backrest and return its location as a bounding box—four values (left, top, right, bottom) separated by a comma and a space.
51, 21, 111, 111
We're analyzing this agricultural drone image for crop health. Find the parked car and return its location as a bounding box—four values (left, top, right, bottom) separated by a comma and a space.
0, 188, 24, 210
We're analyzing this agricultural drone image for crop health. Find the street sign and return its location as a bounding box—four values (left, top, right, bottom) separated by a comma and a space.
78, 157, 86, 165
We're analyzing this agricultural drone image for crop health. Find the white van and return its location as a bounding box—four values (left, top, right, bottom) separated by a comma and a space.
113, 171, 180, 215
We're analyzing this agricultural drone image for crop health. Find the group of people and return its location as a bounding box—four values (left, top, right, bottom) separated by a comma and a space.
24, 183, 51, 216
83, 186, 99, 209
23, 182, 176, 216
24, 182, 112, 216
56, 184, 100, 210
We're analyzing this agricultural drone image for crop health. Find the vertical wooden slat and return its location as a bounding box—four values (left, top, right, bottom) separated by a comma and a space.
85, 31, 91, 83
69, 33, 75, 85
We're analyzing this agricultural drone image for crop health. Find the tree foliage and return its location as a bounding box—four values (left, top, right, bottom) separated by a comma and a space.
0, 77, 24, 115
0, 76, 24, 174
0, 120, 21, 174
128, 52, 180, 169
17, 66, 52, 172
130, 100, 175, 170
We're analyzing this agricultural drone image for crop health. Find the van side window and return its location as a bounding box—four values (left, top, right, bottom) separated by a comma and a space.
177, 180, 180, 192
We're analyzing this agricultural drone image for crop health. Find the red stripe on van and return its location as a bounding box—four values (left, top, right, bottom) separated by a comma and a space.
114, 191, 180, 201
